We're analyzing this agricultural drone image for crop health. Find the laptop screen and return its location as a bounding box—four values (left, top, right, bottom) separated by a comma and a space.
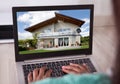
13, 5, 94, 61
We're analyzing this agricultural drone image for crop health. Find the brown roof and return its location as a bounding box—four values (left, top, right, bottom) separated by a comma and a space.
25, 13, 85, 32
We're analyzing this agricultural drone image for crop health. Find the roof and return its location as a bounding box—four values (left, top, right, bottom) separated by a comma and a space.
25, 13, 85, 32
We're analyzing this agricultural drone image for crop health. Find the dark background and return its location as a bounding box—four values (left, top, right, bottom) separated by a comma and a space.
0, 25, 13, 39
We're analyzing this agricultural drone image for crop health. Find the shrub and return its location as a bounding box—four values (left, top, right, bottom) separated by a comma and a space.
19, 46, 27, 51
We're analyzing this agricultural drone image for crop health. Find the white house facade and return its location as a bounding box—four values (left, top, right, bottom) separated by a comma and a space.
25, 13, 85, 49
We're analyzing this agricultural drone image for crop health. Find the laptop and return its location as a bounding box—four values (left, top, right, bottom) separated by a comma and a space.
12, 5, 96, 84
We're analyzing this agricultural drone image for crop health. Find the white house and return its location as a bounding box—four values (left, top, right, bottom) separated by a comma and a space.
25, 13, 85, 49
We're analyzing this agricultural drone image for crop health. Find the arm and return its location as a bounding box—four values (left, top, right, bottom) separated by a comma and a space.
28, 64, 110, 84
32, 73, 111, 84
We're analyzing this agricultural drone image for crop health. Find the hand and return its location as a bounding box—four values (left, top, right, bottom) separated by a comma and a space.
28, 67, 52, 84
62, 63, 89, 74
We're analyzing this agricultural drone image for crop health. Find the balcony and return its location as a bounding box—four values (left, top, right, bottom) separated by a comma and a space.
38, 31, 80, 39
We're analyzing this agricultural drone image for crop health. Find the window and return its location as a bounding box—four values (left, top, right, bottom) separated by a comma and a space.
58, 38, 63, 46
44, 29, 51, 33
58, 28, 70, 32
58, 37, 69, 46
64, 38, 69, 46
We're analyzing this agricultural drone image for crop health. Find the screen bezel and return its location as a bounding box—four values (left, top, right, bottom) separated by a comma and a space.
12, 5, 94, 62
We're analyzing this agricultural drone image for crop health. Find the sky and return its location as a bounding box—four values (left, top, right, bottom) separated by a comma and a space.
17, 9, 90, 40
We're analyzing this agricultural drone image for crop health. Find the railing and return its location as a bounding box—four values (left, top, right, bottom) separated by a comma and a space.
38, 31, 80, 38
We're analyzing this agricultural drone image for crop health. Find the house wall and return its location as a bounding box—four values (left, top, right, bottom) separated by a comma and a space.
69, 36, 80, 46
33, 23, 55, 34
55, 20, 79, 32
76, 36, 81, 45
54, 38, 58, 47
33, 20, 79, 34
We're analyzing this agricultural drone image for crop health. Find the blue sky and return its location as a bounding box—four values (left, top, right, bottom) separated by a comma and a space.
59, 9, 90, 20
17, 9, 90, 39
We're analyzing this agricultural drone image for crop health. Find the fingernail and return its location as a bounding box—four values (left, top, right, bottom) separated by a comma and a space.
62, 66, 65, 68
83, 63, 86, 65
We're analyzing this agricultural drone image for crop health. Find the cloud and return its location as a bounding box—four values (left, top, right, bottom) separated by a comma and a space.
81, 26, 89, 32
82, 18, 90, 24
18, 13, 32, 23
17, 11, 59, 27
80, 18, 90, 37
80, 31, 89, 37
18, 32, 33, 40
80, 26, 89, 37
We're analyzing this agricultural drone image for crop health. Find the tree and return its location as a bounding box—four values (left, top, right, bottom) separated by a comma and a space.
32, 32, 40, 48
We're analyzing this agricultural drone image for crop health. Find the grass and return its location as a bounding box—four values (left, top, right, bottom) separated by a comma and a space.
19, 49, 53, 54
19, 45, 89, 54
80, 45, 89, 49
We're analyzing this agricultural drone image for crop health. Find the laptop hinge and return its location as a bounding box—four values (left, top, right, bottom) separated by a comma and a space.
24, 55, 87, 64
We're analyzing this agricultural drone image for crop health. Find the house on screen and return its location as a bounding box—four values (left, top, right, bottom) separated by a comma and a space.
25, 13, 85, 49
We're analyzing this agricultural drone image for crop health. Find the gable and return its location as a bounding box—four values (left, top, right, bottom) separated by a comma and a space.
25, 13, 85, 32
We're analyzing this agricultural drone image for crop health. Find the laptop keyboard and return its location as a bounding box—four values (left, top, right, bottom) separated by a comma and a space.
23, 58, 96, 84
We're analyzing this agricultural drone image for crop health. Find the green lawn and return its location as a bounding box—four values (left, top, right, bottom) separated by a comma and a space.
19, 49, 53, 54
19, 45, 89, 54
80, 45, 89, 49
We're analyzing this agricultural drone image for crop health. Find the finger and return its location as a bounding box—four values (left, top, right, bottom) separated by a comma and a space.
78, 64, 89, 73
78, 64, 86, 70
63, 65, 81, 73
28, 72, 33, 84
62, 65, 73, 70
62, 67, 77, 74
38, 67, 46, 79
70, 63, 88, 72
70, 63, 80, 67
82, 63, 90, 72
62, 66, 79, 73
70, 63, 86, 70
33, 68, 39, 81
44, 69, 52, 78
70, 63, 81, 70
